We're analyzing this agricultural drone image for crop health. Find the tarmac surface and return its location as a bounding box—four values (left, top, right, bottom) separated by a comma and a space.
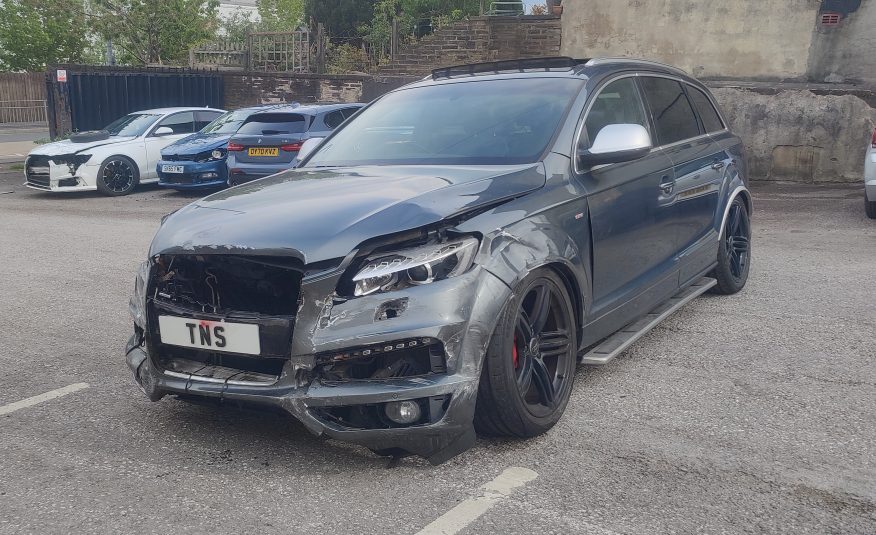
0, 171, 873, 534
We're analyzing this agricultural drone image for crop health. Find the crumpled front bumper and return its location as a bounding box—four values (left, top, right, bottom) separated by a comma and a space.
126, 266, 511, 464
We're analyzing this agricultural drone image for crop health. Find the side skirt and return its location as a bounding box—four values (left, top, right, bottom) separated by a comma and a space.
580, 276, 716, 365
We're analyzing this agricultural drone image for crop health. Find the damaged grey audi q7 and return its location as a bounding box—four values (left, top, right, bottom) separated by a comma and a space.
127, 57, 752, 464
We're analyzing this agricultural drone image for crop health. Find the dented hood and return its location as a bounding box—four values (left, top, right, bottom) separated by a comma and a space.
29, 136, 137, 156
150, 164, 545, 263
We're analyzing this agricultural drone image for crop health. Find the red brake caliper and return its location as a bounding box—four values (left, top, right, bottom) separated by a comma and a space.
512, 336, 519, 369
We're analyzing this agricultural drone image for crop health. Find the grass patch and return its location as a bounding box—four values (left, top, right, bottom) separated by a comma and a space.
9, 163, 23, 170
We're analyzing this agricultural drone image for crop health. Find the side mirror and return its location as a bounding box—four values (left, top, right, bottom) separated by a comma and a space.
296, 137, 324, 163
577, 124, 652, 168
153, 126, 175, 137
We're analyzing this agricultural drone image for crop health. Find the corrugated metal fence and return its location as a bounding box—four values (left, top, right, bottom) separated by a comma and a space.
0, 72, 48, 124
46, 67, 224, 137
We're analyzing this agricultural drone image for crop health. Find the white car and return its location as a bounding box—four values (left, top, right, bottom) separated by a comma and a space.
866, 127, 876, 219
24, 107, 225, 196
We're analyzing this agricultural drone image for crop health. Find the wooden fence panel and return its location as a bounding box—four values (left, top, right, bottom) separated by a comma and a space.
0, 72, 48, 123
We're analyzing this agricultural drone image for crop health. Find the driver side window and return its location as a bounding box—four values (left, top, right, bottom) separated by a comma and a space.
156, 112, 195, 135
584, 78, 647, 146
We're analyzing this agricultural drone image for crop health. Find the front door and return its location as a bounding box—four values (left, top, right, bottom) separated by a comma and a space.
144, 112, 196, 179
578, 76, 679, 320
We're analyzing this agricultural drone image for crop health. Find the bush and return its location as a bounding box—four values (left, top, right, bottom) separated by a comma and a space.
326, 43, 371, 74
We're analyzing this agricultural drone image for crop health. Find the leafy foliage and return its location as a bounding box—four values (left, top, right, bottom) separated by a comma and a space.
89, 0, 219, 65
0, 0, 91, 71
218, 8, 260, 44
366, 0, 481, 60
256, 0, 305, 31
304, 0, 377, 38
325, 43, 370, 74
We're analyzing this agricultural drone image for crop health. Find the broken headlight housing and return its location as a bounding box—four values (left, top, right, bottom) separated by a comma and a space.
351, 236, 479, 297
51, 154, 91, 175
129, 260, 151, 329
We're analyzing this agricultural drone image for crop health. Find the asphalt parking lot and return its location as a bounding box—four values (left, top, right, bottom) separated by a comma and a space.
0, 166, 874, 534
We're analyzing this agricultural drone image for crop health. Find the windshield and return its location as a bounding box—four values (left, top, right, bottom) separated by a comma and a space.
104, 113, 160, 137
200, 109, 252, 134
305, 78, 582, 167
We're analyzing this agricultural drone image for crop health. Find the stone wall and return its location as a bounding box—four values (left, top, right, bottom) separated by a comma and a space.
710, 83, 876, 182
378, 16, 562, 76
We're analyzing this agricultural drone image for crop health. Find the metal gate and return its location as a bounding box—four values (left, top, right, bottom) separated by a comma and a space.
47, 68, 224, 137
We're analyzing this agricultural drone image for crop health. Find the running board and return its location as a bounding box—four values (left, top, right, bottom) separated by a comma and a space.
580, 277, 717, 365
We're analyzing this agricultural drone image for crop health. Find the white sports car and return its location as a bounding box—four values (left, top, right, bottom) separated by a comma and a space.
866, 126, 876, 219
24, 107, 225, 196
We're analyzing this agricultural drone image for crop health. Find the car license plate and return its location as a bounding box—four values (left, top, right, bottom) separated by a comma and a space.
158, 315, 260, 355
248, 147, 279, 157
162, 165, 185, 173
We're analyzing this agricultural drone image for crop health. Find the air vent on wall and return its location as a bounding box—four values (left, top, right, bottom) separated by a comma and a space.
820, 12, 841, 26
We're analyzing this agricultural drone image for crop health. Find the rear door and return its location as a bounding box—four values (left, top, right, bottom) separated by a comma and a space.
144, 111, 196, 179
639, 77, 724, 282
578, 76, 678, 319
195, 110, 223, 131
230, 112, 309, 164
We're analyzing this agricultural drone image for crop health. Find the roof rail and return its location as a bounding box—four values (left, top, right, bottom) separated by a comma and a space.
431, 57, 590, 79
584, 57, 688, 76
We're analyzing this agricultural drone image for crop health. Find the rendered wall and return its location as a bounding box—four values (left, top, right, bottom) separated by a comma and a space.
712, 85, 876, 182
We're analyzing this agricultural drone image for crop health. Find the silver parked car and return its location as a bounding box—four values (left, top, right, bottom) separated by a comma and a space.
865, 127, 876, 219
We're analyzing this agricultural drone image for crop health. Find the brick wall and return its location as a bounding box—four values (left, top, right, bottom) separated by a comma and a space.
221, 72, 417, 108
379, 16, 562, 76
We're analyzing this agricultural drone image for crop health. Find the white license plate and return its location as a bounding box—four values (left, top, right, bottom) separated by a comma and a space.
158, 315, 260, 355
162, 165, 185, 174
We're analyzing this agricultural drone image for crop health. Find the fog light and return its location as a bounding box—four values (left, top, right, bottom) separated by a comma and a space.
384, 400, 421, 425
200, 172, 219, 179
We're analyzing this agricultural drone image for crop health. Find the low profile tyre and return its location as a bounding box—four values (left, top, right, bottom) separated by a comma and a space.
711, 197, 751, 295
96, 156, 139, 196
475, 268, 577, 438
865, 190, 876, 219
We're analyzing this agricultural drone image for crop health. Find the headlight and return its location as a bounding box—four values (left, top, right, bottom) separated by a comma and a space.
351, 237, 478, 296
194, 149, 226, 163
129, 260, 150, 329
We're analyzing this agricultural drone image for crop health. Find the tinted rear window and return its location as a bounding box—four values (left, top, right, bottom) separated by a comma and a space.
640, 77, 701, 145
686, 86, 725, 133
237, 113, 307, 135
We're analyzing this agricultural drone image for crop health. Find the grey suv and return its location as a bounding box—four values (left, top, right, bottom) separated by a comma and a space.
127, 57, 751, 464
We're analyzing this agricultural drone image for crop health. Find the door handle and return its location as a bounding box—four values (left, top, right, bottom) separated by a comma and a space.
711, 161, 725, 170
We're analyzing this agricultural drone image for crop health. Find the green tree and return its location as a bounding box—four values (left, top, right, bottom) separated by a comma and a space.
218, 8, 260, 43
367, 0, 481, 59
304, 0, 377, 38
0, 0, 91, 71
256, 0, 305, 31
90, 0, 219, 65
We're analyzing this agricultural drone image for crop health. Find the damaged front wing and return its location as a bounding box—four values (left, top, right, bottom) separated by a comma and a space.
126, 265, 511, 464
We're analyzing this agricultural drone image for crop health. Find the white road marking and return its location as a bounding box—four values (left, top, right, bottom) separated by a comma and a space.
0, 383, 89, 416
416, 466, 538, 535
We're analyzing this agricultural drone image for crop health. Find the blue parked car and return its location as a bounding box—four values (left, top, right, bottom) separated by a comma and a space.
226, 103, 364, 186
156, 105, 287, 190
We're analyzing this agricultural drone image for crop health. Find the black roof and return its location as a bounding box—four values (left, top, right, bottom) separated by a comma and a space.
427, 56, 690, 82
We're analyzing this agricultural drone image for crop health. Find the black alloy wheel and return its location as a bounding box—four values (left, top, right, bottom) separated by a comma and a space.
475, 268, 576, 437
97, 156, 139, 196
711, 197, 751, 294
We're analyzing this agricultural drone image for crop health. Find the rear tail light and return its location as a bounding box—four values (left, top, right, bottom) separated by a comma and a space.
281, 142, 303, 152
871, 128, 876, 148
227, 142, 244, 152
